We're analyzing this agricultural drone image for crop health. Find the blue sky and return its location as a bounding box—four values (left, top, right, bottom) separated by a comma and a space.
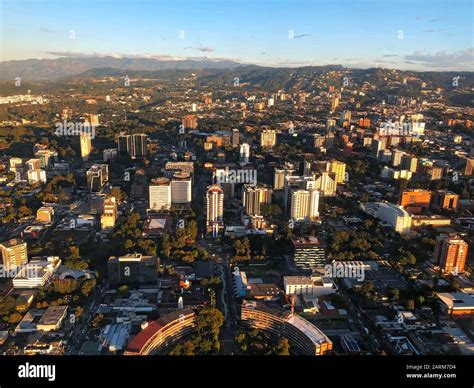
1, 0, 473, 70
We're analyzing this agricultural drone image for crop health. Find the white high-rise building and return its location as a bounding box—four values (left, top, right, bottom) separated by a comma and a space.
149, 178, 171, 211
290, 189, 320, 222
240, 143, 250, 165
80, 132, 92, 162
171, 172, 192, 204
206, 185, 224, 237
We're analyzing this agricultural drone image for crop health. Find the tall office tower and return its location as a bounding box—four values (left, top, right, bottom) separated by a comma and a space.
182, 115, 198, 129
240, 143, 250, 165
149, 178, 172, 211
131, 134, 148, 159
87, 164, 109, 193
260, 129, 277, 148
0, 239, 28, 274
232, 128, 240, 146
80, 132, 92, 162
206, 185, 224, 237
242, 184, 272, 216
131, 168, 148, 198
434, 234, 469, 274
330, 95, 339, 111
329, 160, 346, 184
171, 172, 192, 204
118, 134, 133, 155
101, 196, 117, 230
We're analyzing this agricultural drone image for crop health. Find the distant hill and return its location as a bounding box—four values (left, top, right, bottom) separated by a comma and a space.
0, 56, 243, 81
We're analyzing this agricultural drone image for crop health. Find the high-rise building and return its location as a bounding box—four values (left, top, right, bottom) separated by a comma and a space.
329, 160, 346, 184
431, 190, 459, 211
80, 132, 92, 162
434, 234, 468, 274
131, 168, 148, 198
330, 95, 339, 111
260, 129, 277, 148
131, 134, 148, 159
86, 164, 109, 193
27, 169, 47, 184
171, 172, 192, 204
118, 134, 133, 156
9, 157, 23, 174
240, 143, 250, 165
101, 196, 117, 230
149, 178, 171, 211
401, 154, 418, 173
182, 115, 198, 129
399, 190, 432, 213
26, 159, 41, 171
117, 134, 148, 159
326, 119, 336, 130
232, 128, 240, 146
290, 236, 327, 271
243, 184, 272, 216
290, 189, 320, 222
340, 110, 351, 123
314, 171, 337, 196
34, 149, 57, 168
0, 239, 28, 274
206, 185, 224, 237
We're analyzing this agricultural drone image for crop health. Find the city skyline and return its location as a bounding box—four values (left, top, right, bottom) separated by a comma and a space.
1, 0, 473, 71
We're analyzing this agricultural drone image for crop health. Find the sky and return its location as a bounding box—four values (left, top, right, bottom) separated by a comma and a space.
1, 0, 473, 71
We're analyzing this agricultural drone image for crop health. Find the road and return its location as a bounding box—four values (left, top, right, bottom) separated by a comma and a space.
66, 280, 108, 355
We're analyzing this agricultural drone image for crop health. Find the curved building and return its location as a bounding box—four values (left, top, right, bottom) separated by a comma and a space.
171, 172, 192, 204
125, 309, 196, 355
240, 300, 332, 355
149, 177, 171, 211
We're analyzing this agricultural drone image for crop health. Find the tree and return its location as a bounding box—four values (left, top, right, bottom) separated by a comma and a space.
276, 338, 290, 355
8, 312, 23, 324
182, 340, 195, 355
81, 279, 96, 297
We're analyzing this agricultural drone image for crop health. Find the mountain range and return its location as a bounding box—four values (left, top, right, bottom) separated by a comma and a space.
0, 56, 243, 81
